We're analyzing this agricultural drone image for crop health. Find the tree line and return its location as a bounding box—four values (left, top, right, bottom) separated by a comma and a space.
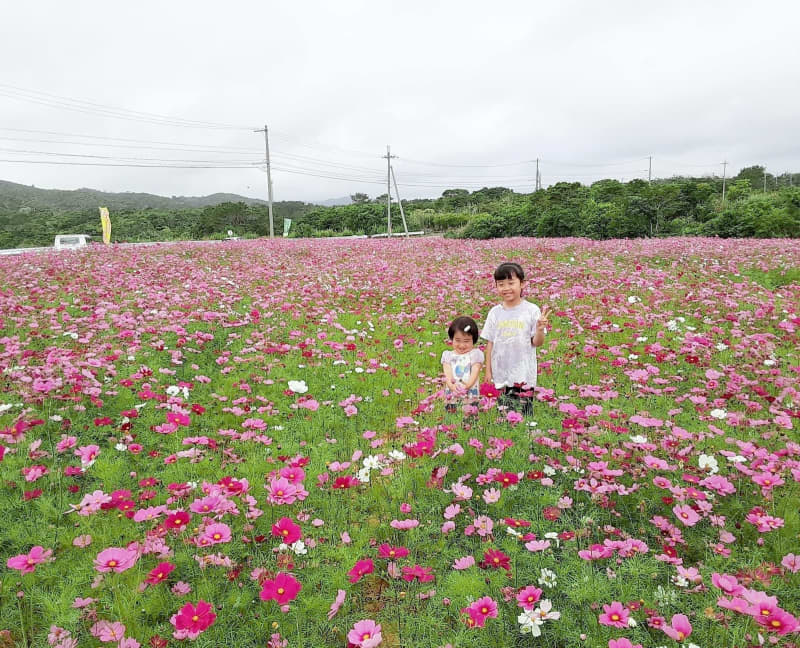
1, 166, 797, 247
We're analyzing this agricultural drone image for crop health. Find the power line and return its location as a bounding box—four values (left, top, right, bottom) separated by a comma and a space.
0, 159, 256, 169
0, 83, 251, 130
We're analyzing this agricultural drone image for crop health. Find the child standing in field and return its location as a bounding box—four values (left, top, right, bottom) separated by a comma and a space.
441, 316, 484, 413
482, 262, 550, 415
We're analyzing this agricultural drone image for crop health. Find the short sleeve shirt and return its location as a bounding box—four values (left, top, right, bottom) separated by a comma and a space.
441, 348, 484, 396
481, 301, 541, 388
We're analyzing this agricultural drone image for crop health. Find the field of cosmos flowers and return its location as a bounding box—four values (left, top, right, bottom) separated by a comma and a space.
1, 236, 799, 648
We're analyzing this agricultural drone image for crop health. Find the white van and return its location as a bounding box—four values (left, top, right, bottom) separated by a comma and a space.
54, 234, 90, 250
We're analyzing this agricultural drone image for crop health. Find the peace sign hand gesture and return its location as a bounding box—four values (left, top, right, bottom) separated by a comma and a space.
536, 305, 551, 332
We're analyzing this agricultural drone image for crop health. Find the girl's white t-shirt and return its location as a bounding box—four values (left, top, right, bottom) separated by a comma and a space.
481, 300, 541, 388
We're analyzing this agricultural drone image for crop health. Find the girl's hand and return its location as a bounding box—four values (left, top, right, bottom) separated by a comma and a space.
536, 305, 551, 332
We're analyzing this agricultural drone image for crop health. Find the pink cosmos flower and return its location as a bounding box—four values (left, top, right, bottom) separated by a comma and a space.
90, 620, 126, 643
94, 547, 138, 573
145, 562, 176, 585
525, 540, 551, 552
72, 534, 92, 547
266, 477, 299, 505
452, 556, 475, 570
599, 601, 630, 628
347, 619, 382, 648
662, 613, 692, 641
609, 639, 642, 648
401, 565, 434, 582
516, 586, 542, 610
461, 596, 498, 628
389, 518, 419, 530
711, 572, 744, 596
6, 546, 52, 574
578, 543, 615, 561
170, 600, 216, 639
673, 504, 700, 526
198, 522, 231, 546
75, 444, 100, 466
781, 553, 800, 573
327, 589, 346, 620
72, 597, 98, 608
259, 572, 302, 607
443, 504, 461, 519
271, 517, 302, 544
480, 548, 510, 571
348, 559, 374, 583
506, 410, 523, 424
377, 544, 408, 560
755, 609, 799, 635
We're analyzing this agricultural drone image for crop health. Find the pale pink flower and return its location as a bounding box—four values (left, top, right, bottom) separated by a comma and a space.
662, 614, 692, 641
673, 504, 700, 526
90, 620, 126, 643
781, 553, 800, 573
94, 548, 138, 573
327, 589, 346, 620
452, 556, 475, 570
348, 619, 382, 648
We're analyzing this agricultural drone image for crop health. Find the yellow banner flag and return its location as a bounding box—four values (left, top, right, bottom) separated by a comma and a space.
99, 207, 111, 245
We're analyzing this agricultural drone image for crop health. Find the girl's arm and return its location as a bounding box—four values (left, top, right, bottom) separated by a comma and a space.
484, 341, 493, 384
463, 362, 483, 390
442, 363, 457, 392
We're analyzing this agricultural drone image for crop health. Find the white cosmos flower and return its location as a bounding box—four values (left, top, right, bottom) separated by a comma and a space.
517, 609, 544, 635
629, 435, 648, 444
698, 454, 719, 474
287, 380, 308, 394
290, 540, 307, 555
710, 408, 727, 420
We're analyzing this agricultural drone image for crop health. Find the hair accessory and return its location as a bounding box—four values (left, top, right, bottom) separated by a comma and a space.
464, 325, 471, 331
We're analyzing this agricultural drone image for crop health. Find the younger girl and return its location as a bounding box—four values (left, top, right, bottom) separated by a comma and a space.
441, 316, 484, 411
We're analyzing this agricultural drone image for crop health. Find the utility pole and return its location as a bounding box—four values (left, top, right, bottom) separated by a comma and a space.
254, 125, 275, 237
390, 165, 409, 236
382, 145, 396, 235
648, 156, 652, 183
535, 158, 540, 191
764, 170, 767, 192
721, 161, 728, 208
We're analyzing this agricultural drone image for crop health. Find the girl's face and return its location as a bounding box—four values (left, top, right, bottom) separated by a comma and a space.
452, 330, 475, 354
495, 274, 525, 306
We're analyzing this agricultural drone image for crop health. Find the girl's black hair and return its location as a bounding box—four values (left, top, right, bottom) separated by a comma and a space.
494, 262, 525, 282
448, 316, 479, 343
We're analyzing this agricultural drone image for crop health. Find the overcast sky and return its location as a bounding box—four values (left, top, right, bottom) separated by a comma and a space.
1, 0, 798, 203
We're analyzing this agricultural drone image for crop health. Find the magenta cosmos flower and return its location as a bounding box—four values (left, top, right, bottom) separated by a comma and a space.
516, 586, 542, 610
461, 596, 498, 628
170, 600, 216, 639
145, 561, 176, 585
259, 572, 302, 606
271, 517, 302, 544
347, 558, 374, 583
6, 546, 52, 574
599, 601, 630, 628
94, 547, 138, 573
347, 619, 382, 648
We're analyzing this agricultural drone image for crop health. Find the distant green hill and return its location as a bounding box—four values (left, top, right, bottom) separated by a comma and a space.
0, 179, 270, 212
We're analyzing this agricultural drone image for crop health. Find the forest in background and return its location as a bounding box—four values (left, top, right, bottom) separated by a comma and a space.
1, 166, 798, 247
